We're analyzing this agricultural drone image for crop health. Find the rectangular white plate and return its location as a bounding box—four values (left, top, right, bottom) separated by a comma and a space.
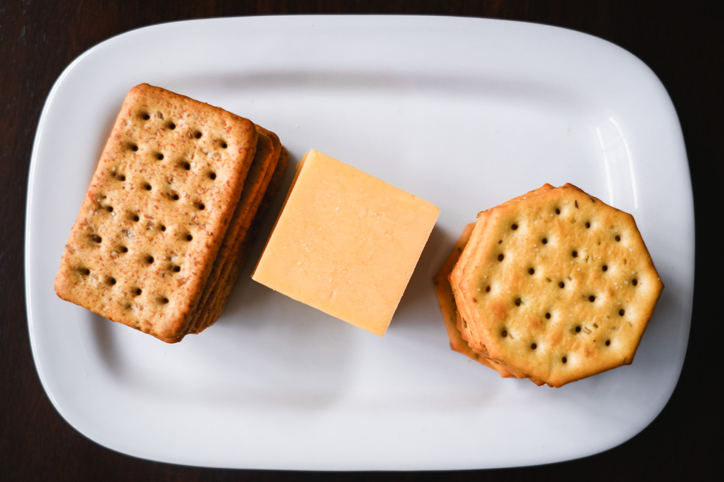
26, 16, 693, 470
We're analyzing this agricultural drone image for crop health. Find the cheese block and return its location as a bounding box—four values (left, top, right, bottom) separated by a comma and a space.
252, 149, 440, 336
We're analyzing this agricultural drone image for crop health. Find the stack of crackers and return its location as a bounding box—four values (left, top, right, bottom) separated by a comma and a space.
55, 84, 288, 343
435, 184, 664, 387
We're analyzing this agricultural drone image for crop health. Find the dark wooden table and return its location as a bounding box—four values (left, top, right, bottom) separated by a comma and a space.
2, 1, 719, 480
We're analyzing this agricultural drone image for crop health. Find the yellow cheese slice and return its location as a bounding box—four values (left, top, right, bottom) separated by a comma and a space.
252, 149, 440, 336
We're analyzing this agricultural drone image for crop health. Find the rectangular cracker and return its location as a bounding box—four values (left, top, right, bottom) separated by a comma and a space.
186, 127, 281, 334
188, 130, 285, 334
54, 84, 258, 342
191, 146, 290, 334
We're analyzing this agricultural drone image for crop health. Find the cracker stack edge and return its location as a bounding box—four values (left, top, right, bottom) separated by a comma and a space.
55, 84, 285, 343
437, 183, 664, 387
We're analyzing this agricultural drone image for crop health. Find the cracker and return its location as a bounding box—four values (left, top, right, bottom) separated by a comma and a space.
189, 137, 287, 334
452, 183, 664, 387
192, 146, 290, 333
451, 184, 554, 355
186, 127, 281, 333
434, 223, 515, 377
436, 221, 544, 385
54, 84, 258, 342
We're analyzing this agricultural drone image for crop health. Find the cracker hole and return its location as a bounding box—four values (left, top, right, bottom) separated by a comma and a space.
530, 343, 537, 350
615, 235, 621, 242
589, 295, 596, 302
575, 200, 579, 209
559, 281, 565, 288
555, 208, 561, 215
141, 112, 150, 120
180, 161, 191, 170
194, 130, 202, 139
146, 256, 154, 264
134, 288, 142, 296
129, 143, 139, 152
185, 234, 193, 241
197, 202, 205, 210
119, 246, 128, 253
575, 325, 581, 333
167, 122, 176, 130
80, 268, 90, 276
562, 356, 568, 364
514, 298, 522, 306
619, 309, 625, 316
172, 265, 181, 273
485, 285, 491, 293
161, 297, 169, 304
545, 312, 551, 319
497, 254, 504, 262
106, 206, 114, 213
605, 340, 611, 346
585, 221, 591, 228
572, 250, 578, 258
160, 225, 166, 232
632, 278, 638, 286
209, 172, 217, 180
511, 223, 518, 230
90, 234, 102, 244
528, 268, 535, 275
142, 183, 152, 191
107, 277, 116, 286
501, 329, 508, 338
131, 213, 140, 222
220, 141, 228, 149
602, 265, 608, 272
542, 237, 548, 244
155, 153, 164, 161
170, 192, 180, 201
118, 175, 126, 181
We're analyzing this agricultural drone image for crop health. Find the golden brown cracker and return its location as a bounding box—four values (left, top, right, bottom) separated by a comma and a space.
54, 84, 258, 342
451, 185, 555, 354
434, 223, 515, 377
452, 184, 663, 387
186, 127, 281, 333
191, 146, 289, 333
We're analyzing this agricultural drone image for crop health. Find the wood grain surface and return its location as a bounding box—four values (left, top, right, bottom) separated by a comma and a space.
1, 1, 720, 480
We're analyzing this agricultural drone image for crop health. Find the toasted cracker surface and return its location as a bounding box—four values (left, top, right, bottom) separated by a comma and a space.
189, 130, 286, 334
434, 223, 515, 377
187, 127, 280, 333
450, 184, 663, 387
192, 146, 290, 334
54, 84, 258, 342
451, 185, 554, 355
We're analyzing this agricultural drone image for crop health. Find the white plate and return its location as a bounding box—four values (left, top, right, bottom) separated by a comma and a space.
26, 16, 693, 470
